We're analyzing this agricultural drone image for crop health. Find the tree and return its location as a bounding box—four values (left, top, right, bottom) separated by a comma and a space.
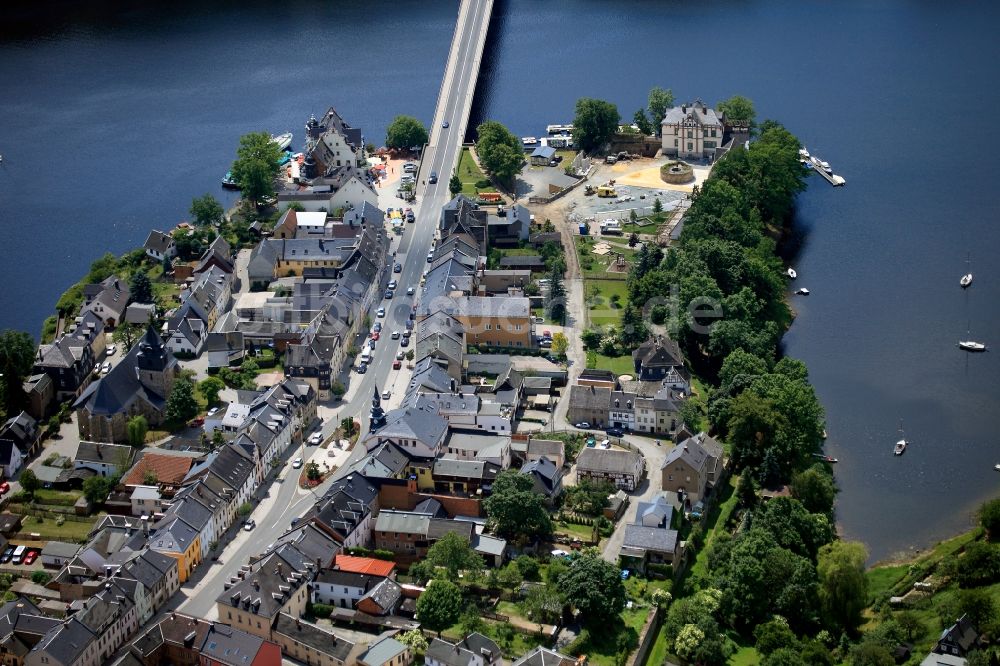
849, 643, 894, 666
165, 378, 199, 423
198, 377, 225, 405
647, 87, 676, 128
19, 469, 39, 497
524, 583, 564, 625
305, 462, 322, 482
82, 476, 112, 505
955, 541, 1000, 587
979, 498, 1000, 541
330, 382, 346, 399
754, 618, 798, 655
129, 271, 153, 304
476, 121, 523, 188
0, 329, 36, 416
633, 108, 654, 136
620, 303, 647, 346
385, 115, 428, 150
717, 95, 756, 129
211, 429, 225, 451
127, 415, 148, 447
482, 470, 552, 540
737, 473, 757, 508
895, 611, 924, 641
557, 553, 626, 626
674, 624, 706, 663
572, 98, 620, 153
628, 232, 639, 248
959, 588, 996, 630
143, 469, 158, 485
341, 417, 357, 438
817, 541, 868, 633
449, 172, 462, 196
550, 332, 568, 357
545, 266, 566, 325
397, 629, 428, 652
792, 467, 836, 515
190, 193, 224, 226
425, 532, 484, 582
113, 322, 142, 350
415, 580, 462, 636
652, 197, 663, 214
231, 131, 283, 210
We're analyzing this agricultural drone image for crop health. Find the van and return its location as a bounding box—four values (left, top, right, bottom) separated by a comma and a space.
361, 349, 372, 364
11, 545, 26, 565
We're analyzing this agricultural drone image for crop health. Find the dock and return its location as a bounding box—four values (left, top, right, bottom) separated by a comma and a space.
808, 156, 846, 186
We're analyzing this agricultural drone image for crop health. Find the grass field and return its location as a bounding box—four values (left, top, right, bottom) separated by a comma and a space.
587, 279, 629, 326
17, 515, 98, 543
455, 148, 497, 198
585, 351, 635, 376
687, 476, 739, 583
33, 489, 83, 506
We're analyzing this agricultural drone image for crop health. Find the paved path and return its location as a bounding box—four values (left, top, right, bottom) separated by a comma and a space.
601, 435, 669, 563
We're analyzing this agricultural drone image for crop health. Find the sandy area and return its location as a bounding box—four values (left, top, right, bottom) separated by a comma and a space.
614, 162, 712, 193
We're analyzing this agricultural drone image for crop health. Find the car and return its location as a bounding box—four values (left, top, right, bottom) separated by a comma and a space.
403, 162, 417, 173
0, 546, 13, 564
442, 121, 449, 128
402, 329, 411, 339
575, 422, 591, 429
207, 406, 220, 417
395, 351, 405, 360
400, 337, 409, 347
368, 339, 376, 350
23, 550, 38, 566
394, 263, 402, 273
106, 344, 117, 356
392, 359, 402, 370
384, 289, 394, 299
532, 315, 544, 324
429, 171, 438, 184
291, 517, 300, 527
405, 320, 414, 331
426, 253, 434, 263
606, 427, 624, 437
357, 362, 368, 374
406, 287, 415, 295
538, 339, 552, 348
0, 482, 9, 496
406, 212, 415, 223
244, 519, 256, 531
388, 280, 397, 290
101, 361, 112, 375
373, 322, 382, 333
377, 307, 385, 318
371, 331, 380, 341
188, 416, 205, 427
391, 330, 400, 340
381, 389, 391, 400
292, 458, 303, 469
308, 432, 323, 445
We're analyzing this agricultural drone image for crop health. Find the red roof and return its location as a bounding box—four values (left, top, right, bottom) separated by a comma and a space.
122, 452, 194, 487
335, 555, 395, 577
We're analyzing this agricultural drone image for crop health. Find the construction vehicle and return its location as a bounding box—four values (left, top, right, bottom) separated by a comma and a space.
584, 185, 596, 196
597, 184, 616, 198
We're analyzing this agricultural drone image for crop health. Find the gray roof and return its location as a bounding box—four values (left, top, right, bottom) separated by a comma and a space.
661, 433, 722, 474
74, 327, 177, 416
513, 647, 577, 666
360, 637, 409, 666
217, 551, 309, 620
371, 406, 448, 448
635, 496, 673, 528
568, 384, 611, 410
472, 534, 507, 558
576, 447, 642, 475
521, 457, 561, 495
427, 633, 501, 666
433, 458, 499, 482
273, 613, 356, 662
661, 100, 723, 128
31, 617, 95, 665
408, 357, 455, 394
199, 622, 268, 666
360, 577, 403, 613
144, 230, 174, 254
40, 541, 80, 558
75, 441, 135, 468
531, 145, 557, 159
622, 524, 678, 555
375, 510, 429, 536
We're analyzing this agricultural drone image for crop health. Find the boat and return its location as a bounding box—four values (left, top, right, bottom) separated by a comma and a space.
959, 340, 987, 352
822, 429, 828, 439
796, 287, 810, 295
271, 132, 293, 151
277, 150, 293, 166
995, 464, 1000, 472
221, 170, 240, 189
546, 124, 573, 135
521, 137, 539, 146
812, 453, 838, 463
798, 147, 811, 159
960, 253, 973, 288
787, 267, 797, 279
894, 421, 907, 456
820, 160, 832, 174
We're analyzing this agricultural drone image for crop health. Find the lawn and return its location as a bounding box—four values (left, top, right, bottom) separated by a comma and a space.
587, 279, 629, 326
552, 520, 598, 543
568, 606, 652, 666
455, 147, 497, 198
17, 515, 98, 543
585, 351, 635, 376
729, 646, 761, 665
153, 281, 182, 311
33, 489, 83, 507
686, 475, 739, 583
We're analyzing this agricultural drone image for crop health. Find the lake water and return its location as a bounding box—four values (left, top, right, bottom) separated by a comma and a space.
2, 0, 998, 561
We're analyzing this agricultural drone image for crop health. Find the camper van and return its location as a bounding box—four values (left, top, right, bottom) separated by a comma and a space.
597, 185, 616, 198
360, 348, 372, 365
600, 220, 623, 235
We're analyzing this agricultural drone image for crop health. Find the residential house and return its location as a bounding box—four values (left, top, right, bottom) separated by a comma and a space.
186, 265, 233, 329
199, 622, 282, 666
33, 334, 96, 401
40, 541, 79, 569
525, 438, 565, 468
513, 646, 577, 666
358, 637, 412, 666
576, 447, 644, 491
520, 456, 563, 503
74, 441, 135, 478
487, 204, 531, 246
164, 299, 209, 356
530, 145, 557, 166
631, 337, 690, 390
363, 406, 449, 460
121, 451, 194, 488
130, 485, 166, 517
272, 613, 362, 666
124, 303, 156, 326
311, 570, 402, 616
74, 327, 179, 443
934, 615, 982, 659
439, 195, 489, 255
148, 515, 201, 583
333, 555, 396, 578
143, 230, 176, 262
0, 412, 42, 459
194, 236, 235, 276
660, 433, 724, 505
0, 597, 61, 666
119, 548, 180, 618
431, 296, 532, 348
205, 332, 245, 370
22, 373, 55, 421
425, 634, 502, 666
441, 431, 510, 468
129, 614, 281, 666
608, 391, 635, 431
660, 100, 724, 160
497, 256, 545, 272
577, 369, 615, 390
81, 276, 130, 329
374, 510, 471, 564
0, 439, 24, 479
566, 384, 611, 428
619, 496, 682, 574
431, 458, 500, 496
416, 313, 465, 381
920, 655, 968, 666
305, 107, 366, 172
215, 550, 313, 640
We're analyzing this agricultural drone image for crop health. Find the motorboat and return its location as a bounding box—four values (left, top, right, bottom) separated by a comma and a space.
787, 267, 797, 279
959, 340, 987, 352
271, 132, 293, 151
812, 453, 838, 463
522, 137, 539, 146
820, 160, 832, 173
798, 147, 810, 159
796, 287, 810, 295
961, 273, 973, 288
995, 464, 1000, 472
221, 170, 239, 189
894, 420, 907, 456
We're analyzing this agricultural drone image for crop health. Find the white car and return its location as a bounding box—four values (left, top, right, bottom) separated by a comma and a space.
381, 389, 391, 400
406, 287, 415, 295
207, 406, 220, 417
243, 519, 256, 531
376, 307, 386, 318
388, 280, 397, 290
391, 331, 400, 340
395, 350, 405, 361
308, 432, 323, 445
292, 458, 303, 469
101, 361, 112, 375
106, 344, 117, 356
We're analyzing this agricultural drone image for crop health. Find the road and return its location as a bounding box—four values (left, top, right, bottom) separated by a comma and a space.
174, 0, 494, 620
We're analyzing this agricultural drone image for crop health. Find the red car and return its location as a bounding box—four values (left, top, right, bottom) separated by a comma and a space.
188, 417, 205, 427
22, 550, 38, 565
371, 332, 380, 341
392, 359, 402, 370
0, 482, 9, 496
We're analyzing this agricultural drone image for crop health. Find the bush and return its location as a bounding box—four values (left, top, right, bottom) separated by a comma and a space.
310, 603, 333, 618
31, 571, 51, 585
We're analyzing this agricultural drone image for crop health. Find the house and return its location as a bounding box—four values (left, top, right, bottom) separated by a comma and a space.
121, 451, 194, 488
432, 457, 500, 496
273, 209, 328, 238
373, 511, 474, 564
22, 374, 54, 421
576, 447, 644, 491
272, 613, 362, 666
0, 439, 25, 479
513, 646, 578, 666
215, 550, 313, 639
487, 204, 531, 245
81, 276, 130, 329
128, 613, 281, 666
934, 615, 982, 659
0, 597, 61, 666
608, 390, 635, 431
143, 230, 176, 262
632, 336, 689, 388
124, 303, 156, 326
163, 299, 209, 356
530, 145, 557, 166
498, 256, 545, 272
520, 456, 563, 503
661, 100, 725, 160
40, 542, 79, 569
619, 496, 682, 574
74, 327, 179, 443
333, 555, 396, 578
205, 331, 245, 369
577, 369, 616, 390
424, 296, 532, 348
363, 407, 449, 460
567, 384, 611, 429
304, 476, 379, 550
186, 265, 234, 328
311, 570, 391, 610
194, 236, 235, 276
439, 195, 489, 256
33, 335, 96, 401
149, 516, 202, 583
660, 432, 724, 505
199, 622, 283, 666
358, 636, 412, 666
306, 107, 366, 171
425, 633, 502, 666
525, 438, 565, 468
74, 441, 135, 478
920, 655, 968, 666
416, 312, 466, 381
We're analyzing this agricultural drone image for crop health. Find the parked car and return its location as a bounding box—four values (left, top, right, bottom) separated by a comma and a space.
373, 322, 382, 333
606, 427, 624, 437
395, 350, 405, 361
382, 389, 391, 400
101, 361, 112, 375
406, 287, 415, 295
357, 362, 368, 374
23, 550, 38, 566
244, 519, 256, 531
391, 330, 400, 340
106, 344, 117, 356
368, 339, 376, 350
292, 458, 303, 469
371, 331, 380, 341
377, 307, 385, 318
392, 359, 402, 370
575, 422, 591, 429
426, 252, 434, 263
388, 280, 397, 290
188, 417, 205, 427
0, 546, 13, 564
308, 432, 323, 445
0, 481, 9, 496
291, 517, 300, 527
384, 289, 394, 299
394, 263, 402, 273
207, 406, 220, 417
402, 329, 411, 340
400, 337, 409, 347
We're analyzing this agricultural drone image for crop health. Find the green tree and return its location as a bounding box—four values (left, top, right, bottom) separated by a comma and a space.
550, 332, 568, 357
449, 172, 462, 196
0, 329, 37, 416
754, 618, 798, 655
397, 629, 428, 652
305, 462, 322, 482
143, 469, 158, 485
190, 193, 224, 226
211, 429, 225, 451
633, 108, 654, 136
717, 95, 756, 129
341, 417, 357, 438
792, 466, 836, 515
557, 553, 626, 626
652, 197, 663, 214
112, 322, 142, 350
415, 580, 462, 636
545, 266, 566, 325
82, 476, 112, 505
620, 303, 647, 346
647, 86, 676, 127
482, 470, 552, 540
87, 252, 120, 284
476, 120, 523, 188
385, 115, 429, 150
817, 541, 868, 634
980, 498, 1000, 541
231, 131, 283, 210
198, 377, 225, 405
955, 541, 1000, 588
849, 642, 894, 666
127, 415, 148, 447
129, 271, 153, 304
425, 532, 484, 582
572, 98, 620, 153
895, 611, 924, 641
19, 469, 39, 497
524, 582, 564, 625
762, 648, 804, 666
166, 378, 200, 423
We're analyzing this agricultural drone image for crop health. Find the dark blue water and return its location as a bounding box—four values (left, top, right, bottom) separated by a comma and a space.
2, 0, 998, 561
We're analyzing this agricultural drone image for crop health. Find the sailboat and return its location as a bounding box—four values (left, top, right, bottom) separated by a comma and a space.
960, 253, 973, 288
893, 421, 907, 456
787, 267, 797, 279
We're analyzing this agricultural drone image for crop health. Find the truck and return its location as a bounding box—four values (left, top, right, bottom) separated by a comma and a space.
600, 220, 623, 235
597, 185, 616, 198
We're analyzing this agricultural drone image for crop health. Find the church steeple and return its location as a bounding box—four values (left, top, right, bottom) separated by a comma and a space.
369, 387, 386, 432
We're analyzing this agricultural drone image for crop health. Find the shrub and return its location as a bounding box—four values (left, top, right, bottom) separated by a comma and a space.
311, 603, 333, 618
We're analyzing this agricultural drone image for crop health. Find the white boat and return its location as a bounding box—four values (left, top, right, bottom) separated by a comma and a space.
796, 287, 810, 295
959, 340, 987, 352
820, 161, 832, 173
894, 420, 907, 456
799, 147, 810, 159
522, 137, 538, 146
787, 267, 797, 279
994, 464, 1000, 472
271, 132, 293, 151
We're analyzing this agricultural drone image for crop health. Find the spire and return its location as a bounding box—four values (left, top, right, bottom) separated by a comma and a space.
369, 386, 386, 432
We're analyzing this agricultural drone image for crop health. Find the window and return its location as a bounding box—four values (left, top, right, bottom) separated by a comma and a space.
674, 139, 678, 147
687, 130, 692, 138
687, 142, 693, 151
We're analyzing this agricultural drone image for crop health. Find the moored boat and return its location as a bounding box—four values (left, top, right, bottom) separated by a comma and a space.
959, 340, 987, 352
787, 267, 797, 279
271, 132, 293, 151
812, 453, 838, 463
894, 420, 907, 456
522, 137, 539, 146
960, 253, 973, 288
796, 287, 810, 295
222, 170, 240, 189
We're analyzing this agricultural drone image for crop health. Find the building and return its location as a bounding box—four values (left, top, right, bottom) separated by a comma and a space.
358, 636, 412, 666
575, 447, 644, 491
143, 230, 176, 262
215, 551, 312, 640
272, 613, 361, 666
660, 432, 724, 505
199, 622, 282, 666
333, 554, 396, 578
631, 337, 689, 389
33, 334, 96, 401
566, 385, 611, 429
40, 542, 79, 569
530, 145, 557, 166
425, 634, 502, 666
205, 331, 245, 370
128, 613, 281, 666
164, 300, 209, 357
0, 412, 42, 459
618, 496, 682, 574
81, 276, 130, 329
74, 441, 135, 478
0, 439, 24, 479
311, 570, 393, 610
934, 615, 982, 659
121, 451, 194, 488
520, 456, 563, 503
0, 597, 61, 666
513, 647, 578, 666
362, 407, 449, 460
660, 100, 724, 160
